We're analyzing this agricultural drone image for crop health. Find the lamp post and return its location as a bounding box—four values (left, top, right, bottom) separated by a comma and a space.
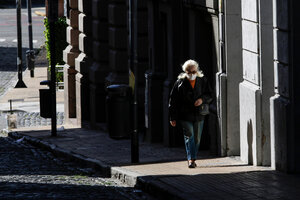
26, 0, 35, 77
48, 0, 58, 137
129, 0, 139, 163
15, 0, 27, 88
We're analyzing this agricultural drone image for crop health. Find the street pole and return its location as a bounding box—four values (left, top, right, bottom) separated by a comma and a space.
48, 0, 58, 137
26, 0, 35, 77
129, 0, 139, 163
15, 0, 27, 88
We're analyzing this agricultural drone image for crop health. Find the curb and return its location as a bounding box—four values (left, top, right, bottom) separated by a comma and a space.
111, 166, 141, 187
6, 130, 187, 200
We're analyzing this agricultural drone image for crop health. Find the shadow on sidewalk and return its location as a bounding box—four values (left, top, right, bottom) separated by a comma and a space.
137, 171, 300, 200
10, 128, 191, 165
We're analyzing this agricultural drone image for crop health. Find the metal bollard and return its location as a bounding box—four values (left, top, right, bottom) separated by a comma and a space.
39, 80, 52, 118
27, 0, 35, 77
26, 50, 35, 77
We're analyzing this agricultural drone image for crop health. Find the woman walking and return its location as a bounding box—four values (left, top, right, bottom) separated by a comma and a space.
169, 59, 212, 168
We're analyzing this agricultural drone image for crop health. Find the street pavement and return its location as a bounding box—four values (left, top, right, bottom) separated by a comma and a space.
0, 132, 154, 200
0, 46, 64, 130
0, 7, 46, 97
0, 7, 64, 131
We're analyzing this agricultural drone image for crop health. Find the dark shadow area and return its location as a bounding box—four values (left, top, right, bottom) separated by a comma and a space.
137, 171, 300, 200
7, 128, 218, 169
180, 5, 219, 154
0, 182, 132, 200
0, 47, 40, 72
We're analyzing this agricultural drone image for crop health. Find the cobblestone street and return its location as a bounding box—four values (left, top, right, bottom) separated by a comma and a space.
0, 111, 64, 129
0, 133, 154, 200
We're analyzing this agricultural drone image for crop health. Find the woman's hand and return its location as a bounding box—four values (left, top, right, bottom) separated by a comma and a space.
170, 120, 176, 127
194, 98, 203, 107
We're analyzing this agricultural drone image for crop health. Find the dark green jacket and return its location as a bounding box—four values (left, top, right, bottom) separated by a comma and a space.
169, 76, 213, 122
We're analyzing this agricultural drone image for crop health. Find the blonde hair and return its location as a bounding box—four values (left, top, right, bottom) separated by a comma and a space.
178, 59, 204, 79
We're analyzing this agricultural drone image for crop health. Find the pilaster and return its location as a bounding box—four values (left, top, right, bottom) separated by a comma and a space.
270, 0, 300, 172
221, 0, 243, 156
144, 1, 166, 143
74, 0, 93, 127
240, 0, 274, 166
270, 0, 289, 171
89, 0, 110, 127
63, 0, 80, 123
105, 0, 128, 85
240, 0, 261, 165
259, 0, 274, 166
132, 1, 148, 131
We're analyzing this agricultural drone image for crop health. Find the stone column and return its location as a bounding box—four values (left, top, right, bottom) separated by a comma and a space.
271, 0, 300, 172
259, 0, 274, 166
217, 0, 243, 156
145, 0, 165, 143
75, 0, 93, 127
132, 0, 148, 130
46, 0, 65, 17
240, 0, 274, 166
89, 0, 109, 127
271, 0, 290, 172
105, 0, 128, 85
290, 0, 300, 173
240, 0, 261, 165
63, 0, 80, 124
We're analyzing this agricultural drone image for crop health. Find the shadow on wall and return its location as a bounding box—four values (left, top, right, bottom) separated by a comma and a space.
247, 119, 253, 165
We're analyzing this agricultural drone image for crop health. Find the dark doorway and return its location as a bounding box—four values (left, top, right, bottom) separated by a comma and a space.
183, 8, 217, 151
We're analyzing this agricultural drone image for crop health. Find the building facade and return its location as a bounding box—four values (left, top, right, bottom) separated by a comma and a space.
63, 0, 300, 173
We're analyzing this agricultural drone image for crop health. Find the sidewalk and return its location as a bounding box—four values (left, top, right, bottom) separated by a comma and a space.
0, 47, 64, 112
1, 49, 300, 200
3, 127, 299, 200
0, 47, 64, 129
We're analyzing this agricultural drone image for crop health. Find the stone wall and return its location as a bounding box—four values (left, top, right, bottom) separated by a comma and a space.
74, 0, 93, 127
271, 0, 300, 173
218, 0, 243, 156
239, 0, 273, 166
89, 0, 109, 127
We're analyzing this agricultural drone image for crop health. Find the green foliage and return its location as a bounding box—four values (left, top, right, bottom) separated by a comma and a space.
56, 68, 64, 83
48, 66, 64, 83
44, 17, 68, 65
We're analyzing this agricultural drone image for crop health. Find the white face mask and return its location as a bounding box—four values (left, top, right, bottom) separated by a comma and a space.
187, 74, 197, 80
